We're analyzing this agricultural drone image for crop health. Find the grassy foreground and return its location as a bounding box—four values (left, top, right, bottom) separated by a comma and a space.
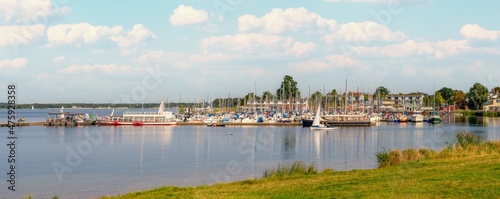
101, 133, 500, 199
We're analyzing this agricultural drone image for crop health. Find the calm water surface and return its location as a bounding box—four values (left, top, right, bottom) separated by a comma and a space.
0, 110, 499, 198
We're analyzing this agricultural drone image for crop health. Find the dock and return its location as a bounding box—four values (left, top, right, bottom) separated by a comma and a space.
1, 121, 303, 127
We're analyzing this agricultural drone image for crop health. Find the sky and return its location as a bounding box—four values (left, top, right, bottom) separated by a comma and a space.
1, 0, 500, 103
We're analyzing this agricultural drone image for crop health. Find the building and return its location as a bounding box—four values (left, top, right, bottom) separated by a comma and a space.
483, 99, 500, 111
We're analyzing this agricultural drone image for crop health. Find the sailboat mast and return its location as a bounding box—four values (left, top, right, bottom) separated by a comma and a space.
344, 79, 347, 114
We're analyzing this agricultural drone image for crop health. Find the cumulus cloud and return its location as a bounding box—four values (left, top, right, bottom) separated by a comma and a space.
201, 33, 294, 53
238, 7, 337, 34
0, 25, 45, 47
322, 21, 405, 43
461, 24, 500, 42
110, 24, 157, 48
287, 42, 317, 56
170, 4, 208, 26
354, 39, 469, 58
0, 0, 71, 24
0, 58, 28, 69
57, 64, 132, 74
46, 23, 122, 47
325, 54, 358, 67
46, 23, 156, 48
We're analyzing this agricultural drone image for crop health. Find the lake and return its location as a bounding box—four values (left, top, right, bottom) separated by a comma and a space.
1, 109, 499, 198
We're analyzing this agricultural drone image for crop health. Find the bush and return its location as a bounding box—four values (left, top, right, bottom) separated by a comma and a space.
456, 132, 484, 148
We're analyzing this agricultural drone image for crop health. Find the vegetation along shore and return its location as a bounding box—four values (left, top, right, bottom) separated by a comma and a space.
97, 132, 500, 199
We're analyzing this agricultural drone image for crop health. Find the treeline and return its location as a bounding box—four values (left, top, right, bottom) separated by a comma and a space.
0, 102, 196, 109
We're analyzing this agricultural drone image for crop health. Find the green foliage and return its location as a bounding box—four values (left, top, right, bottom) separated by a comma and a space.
261, 91, 273, 100
466, 82, 489, 110
374, 86, 390, 99
492, 86, 500, 94
263, 161, 317, 178
456, 132, 484, 148
434, 92, 445, 107
276, 75, 301, 100
438, 87, 454, 104
452, 90, 467, 109
483, 111, 499, 117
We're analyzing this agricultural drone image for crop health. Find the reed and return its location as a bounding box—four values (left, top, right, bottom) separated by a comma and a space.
378, 132, 500, 168
263, 161, 318, 178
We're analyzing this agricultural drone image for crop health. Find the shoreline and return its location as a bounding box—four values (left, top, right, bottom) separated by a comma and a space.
0, 121, 303, 127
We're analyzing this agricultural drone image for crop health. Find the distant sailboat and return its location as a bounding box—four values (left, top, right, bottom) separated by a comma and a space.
31, 105, 34, 110
310, 100, 338, 130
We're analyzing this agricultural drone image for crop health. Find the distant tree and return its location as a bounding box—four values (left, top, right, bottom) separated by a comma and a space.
326, 89, 339, 106
276, 75, 301, 100
311, 91, 323, 107
244, 92, 259, 102
261, 91, 273, 101
452, 90, 466, 109
466, 83, 489, 110
438, 87, 454, 104
435, 92, 445, 107
492, 87, 500, 95
374, 86, 390, 99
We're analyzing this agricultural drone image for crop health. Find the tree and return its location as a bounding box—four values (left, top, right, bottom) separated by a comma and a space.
311, 91, 323, 107
452, 90, 466, 109
435, 92, 444, 107
262, 91, 273, 101
326, 89, 339, 106
466, 83, 489, 110
492, 87, 500, 95
374, 86, 390, 99
438, 87, 454, 104
244, 92, 259, 102
276, 75, 301, 100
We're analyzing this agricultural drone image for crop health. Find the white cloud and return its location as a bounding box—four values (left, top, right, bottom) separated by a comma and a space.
110, 24, 157, 48
322, 21, 405, 43
325, 54, 358, 67
287, 42, 317, 56
201, 33, 294, 54
0, 25, 45, 47
288, 60, 330, 72
0, 0, 71, 24
46, 23, 123, 47
170, 4, 208, 26
0, 58, 28, 69
57, 64, 132, 74
461, 24, 500, 42
53, 56, 65, 62
354, 39, 469, 58
238, 7, 337, 34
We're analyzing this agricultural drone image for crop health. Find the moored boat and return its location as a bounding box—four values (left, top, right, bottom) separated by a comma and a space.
98, 101, 177, 126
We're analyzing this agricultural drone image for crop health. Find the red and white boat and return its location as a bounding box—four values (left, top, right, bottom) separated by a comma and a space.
98, 101, 177, 126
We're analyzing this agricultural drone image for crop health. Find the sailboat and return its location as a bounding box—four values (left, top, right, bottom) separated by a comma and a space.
31, 105, 34, 110
310, 101, 338, 130
429, 93, 441, 124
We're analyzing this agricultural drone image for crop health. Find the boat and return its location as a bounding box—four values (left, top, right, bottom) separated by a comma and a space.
310, 103, 338, 130
98, 101, 177, 126
410, 99, 424, 122
31, 105, 34, 110
399, 114, 408, 123
207, 121, 225, 127
429, 112, 441, 124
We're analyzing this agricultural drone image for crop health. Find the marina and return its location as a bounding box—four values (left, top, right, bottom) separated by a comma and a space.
1, 108, 499, 198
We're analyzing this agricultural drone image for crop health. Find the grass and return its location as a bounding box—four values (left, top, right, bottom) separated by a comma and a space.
455, 110, 499, 117
100, 132, 500, 199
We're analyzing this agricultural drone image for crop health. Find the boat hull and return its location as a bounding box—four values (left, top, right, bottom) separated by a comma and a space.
98, 120, 176, 126
302, 119, 370, 127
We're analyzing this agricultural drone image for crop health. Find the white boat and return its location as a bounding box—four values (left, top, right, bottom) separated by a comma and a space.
98, 101, 176, 126
411, 111, 424, 122
31, 105, 34, 110
310, 104, 338, 130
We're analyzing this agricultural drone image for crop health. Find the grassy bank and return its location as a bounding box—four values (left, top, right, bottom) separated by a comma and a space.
101, 133, 500, 199
455, 110, 499, 117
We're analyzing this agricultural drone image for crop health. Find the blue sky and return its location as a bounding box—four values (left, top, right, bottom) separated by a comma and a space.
1, 0, 500, 103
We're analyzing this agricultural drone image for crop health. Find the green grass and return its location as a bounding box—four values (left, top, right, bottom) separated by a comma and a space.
100, 132, 500, 199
